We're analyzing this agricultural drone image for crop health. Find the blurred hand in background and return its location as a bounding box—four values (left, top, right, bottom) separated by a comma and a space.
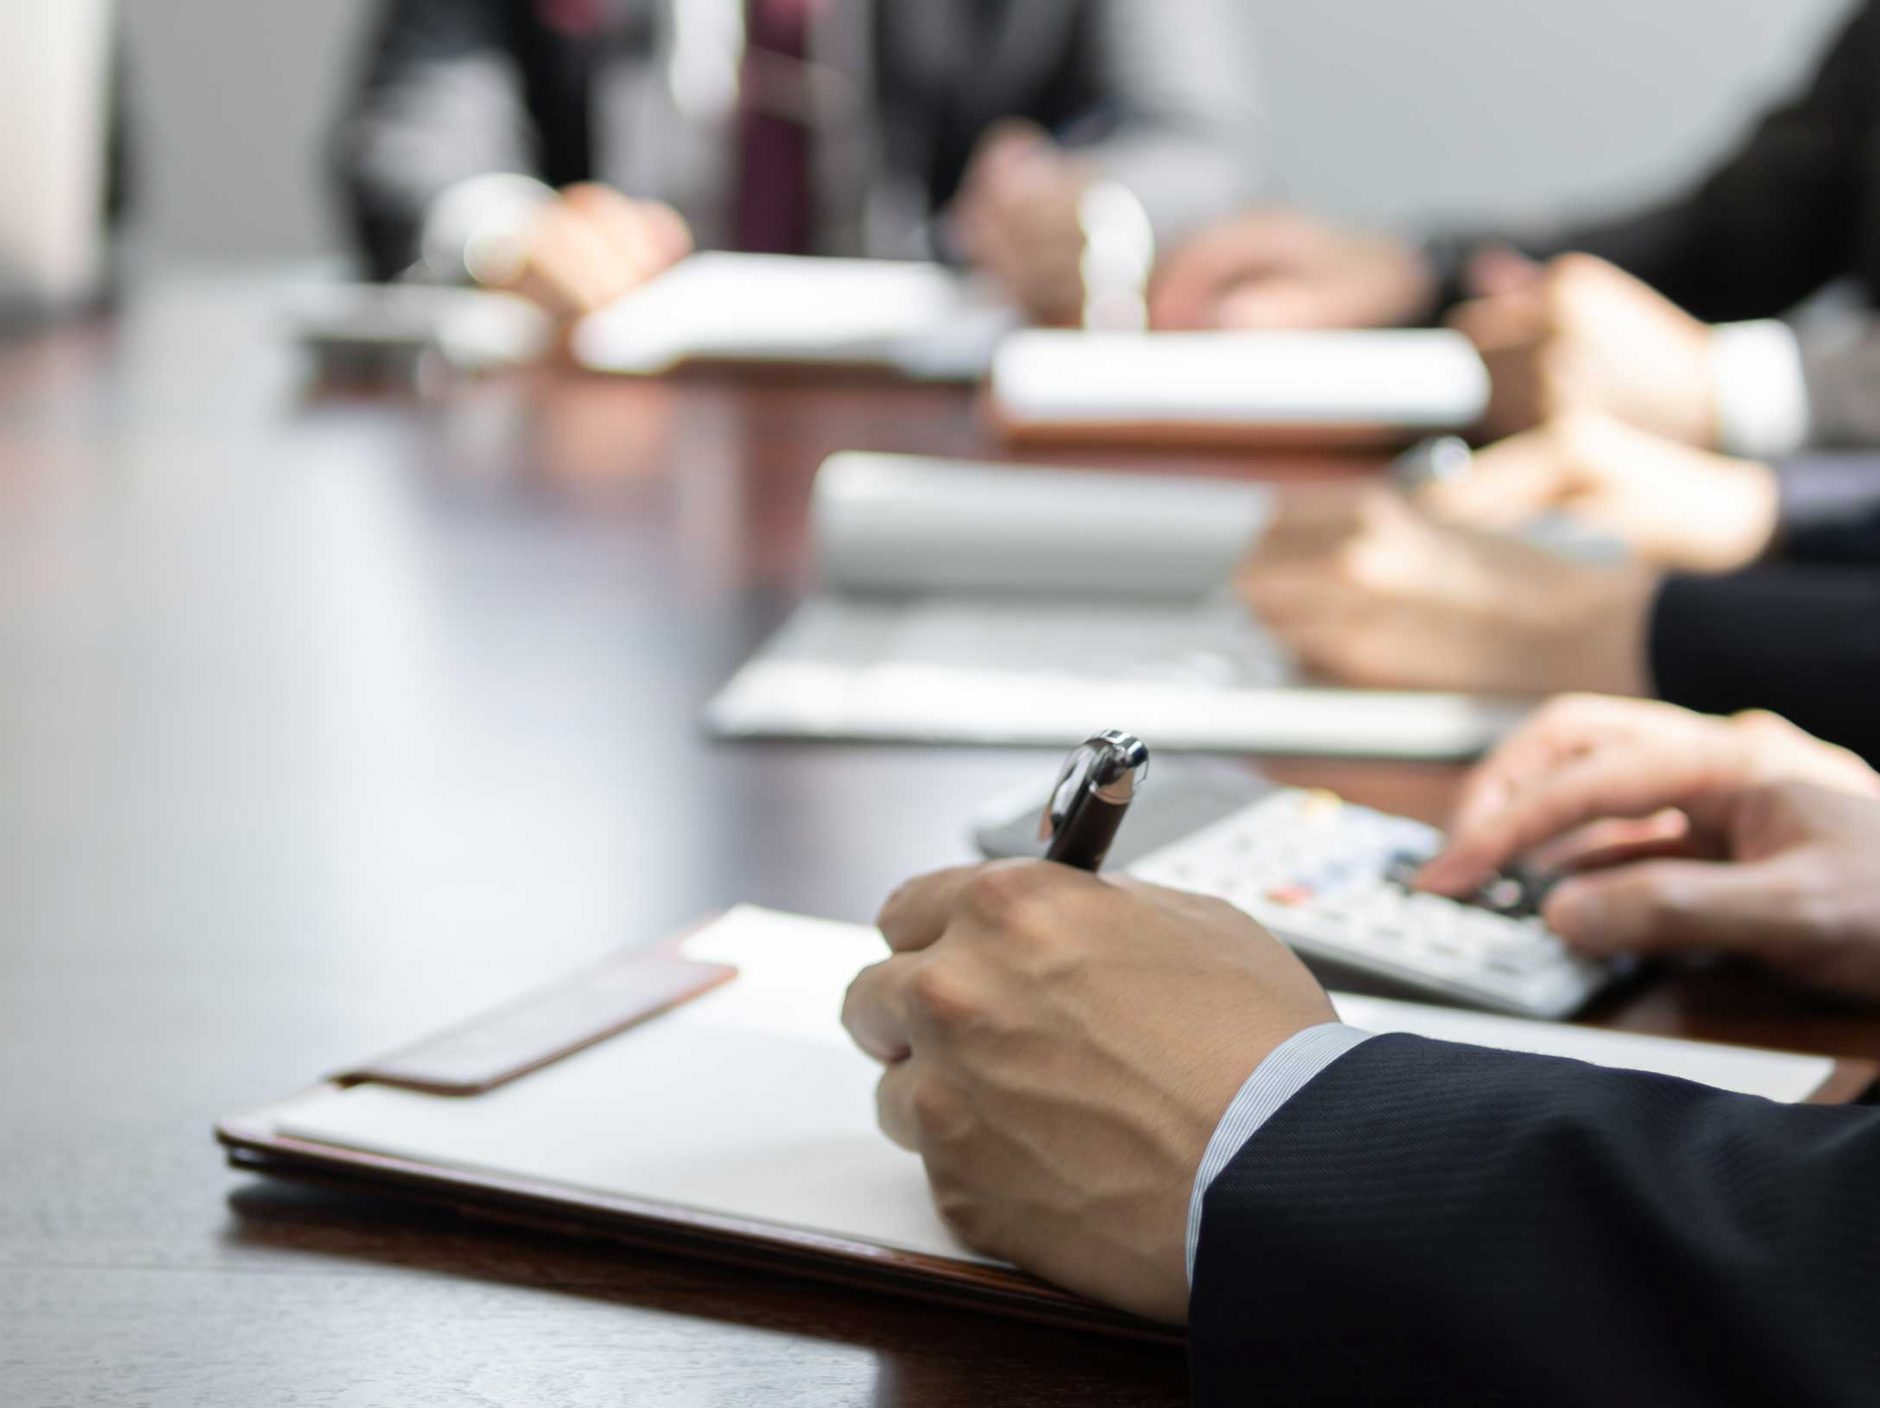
498, 184, 692, 319
1237, 486, 1658, 695
1149, 210, 1437, 331
950, 121, 1096, 325
1451, 252, 1721, 445
1414, 416, 1781, 573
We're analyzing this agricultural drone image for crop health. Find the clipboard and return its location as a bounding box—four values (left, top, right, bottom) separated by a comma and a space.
215, 911, 1173, 1341
217, 908, 1877, 1342
984, 397, 1422, 452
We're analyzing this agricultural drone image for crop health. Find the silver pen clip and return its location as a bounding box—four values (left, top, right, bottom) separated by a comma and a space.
1040, 729, 1151, 845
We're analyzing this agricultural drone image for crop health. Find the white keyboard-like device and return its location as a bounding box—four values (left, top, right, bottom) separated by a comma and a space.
1128, 787, 1619, 1019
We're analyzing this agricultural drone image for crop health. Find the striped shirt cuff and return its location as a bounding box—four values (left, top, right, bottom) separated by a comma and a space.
1185, 1022, 1375, 1284
1712, 320, 1811, 460
419, 172, 557, 287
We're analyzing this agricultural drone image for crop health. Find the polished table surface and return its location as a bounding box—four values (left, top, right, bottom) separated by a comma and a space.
6, 273, 1879, 1407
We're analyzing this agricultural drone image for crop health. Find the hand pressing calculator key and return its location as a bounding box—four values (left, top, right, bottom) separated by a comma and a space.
974, 761, 1624, 1019
1128, 787, 1618, 1019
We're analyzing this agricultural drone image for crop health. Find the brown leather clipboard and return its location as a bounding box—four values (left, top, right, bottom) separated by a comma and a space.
214, 915, 1178, 1343
979, 388, 1439, 453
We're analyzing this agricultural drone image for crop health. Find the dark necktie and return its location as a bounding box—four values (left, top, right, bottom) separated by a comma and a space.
537, 0, 603, 37
735, 0, 822, 255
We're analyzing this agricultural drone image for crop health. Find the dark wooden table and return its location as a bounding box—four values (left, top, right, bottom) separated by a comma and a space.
4, 274, 1877, 1407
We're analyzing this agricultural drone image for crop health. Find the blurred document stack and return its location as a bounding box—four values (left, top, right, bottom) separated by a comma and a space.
708, 453, 1525, 758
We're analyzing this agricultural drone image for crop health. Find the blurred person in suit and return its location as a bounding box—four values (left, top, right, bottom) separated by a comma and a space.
1154, 2, 1880, 462
333, 0, 1266, 322
842, 695, 1880, 1403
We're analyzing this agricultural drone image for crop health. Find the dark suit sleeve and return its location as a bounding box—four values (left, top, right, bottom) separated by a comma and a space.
1776, 454, 1880, 535
1430, 5, 1877, 320
1647, 555, 1880, 762
331, 0, 544, 279
1190, 1034, 1880, 1408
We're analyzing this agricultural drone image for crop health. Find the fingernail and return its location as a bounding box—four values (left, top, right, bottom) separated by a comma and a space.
1451, 788, 1508, 835
1414, 856, 1474, 895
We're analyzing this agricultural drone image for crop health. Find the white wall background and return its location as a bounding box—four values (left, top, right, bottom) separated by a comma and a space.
124, 0, 1856, 259
1256, 0, 1854, 228
123, 0, 378, 258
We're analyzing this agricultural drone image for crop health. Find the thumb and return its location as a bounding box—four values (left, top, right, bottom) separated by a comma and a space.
1467, 245, 1544, 299
1544, 859, 1785, 961
1417, 428, 1573, 528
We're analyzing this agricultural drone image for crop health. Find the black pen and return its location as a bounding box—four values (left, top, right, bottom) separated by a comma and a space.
1040, 730, 1150, 873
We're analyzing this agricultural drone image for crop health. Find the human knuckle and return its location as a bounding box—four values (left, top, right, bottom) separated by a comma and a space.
1341, 657, 1401, 691
933, 1187, 998, 1251
1528, 695, 1579, 728
909, 1073, 969, 1138
907, 960, 979, 1030
1764, 862, 1817, 914
1556, 690, 1609, 713
1742, 779, 1799, 822
1793, 889, 1851, 949
1551, 253, 1601, 294
875, 879, 915, 929
1534, 351, 1579, 406
1287, 637, 1338, 677
1238, 571, 1276, 613
1353, 485, 1399, 529
1636, 874, 1699, 929
1335, 541, 1388, 592
1303, 633, 1368, 680
1730, 709, 1791, 743
1551, 405, 1607, 447
1535, 692, 1605, 731
838, 972, 869, 1031
1192, 892, 1251, 934
963, 862, 1062, 933
1536, 340, 1575, 382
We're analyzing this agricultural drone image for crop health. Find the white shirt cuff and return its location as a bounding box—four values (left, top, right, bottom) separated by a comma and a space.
1711, 320, 1811, 460
1184, 1022, 1374, 1285
419, 172, 558, 286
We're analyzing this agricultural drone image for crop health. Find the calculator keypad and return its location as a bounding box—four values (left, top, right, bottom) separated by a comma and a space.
1127, 789, 1614, 1018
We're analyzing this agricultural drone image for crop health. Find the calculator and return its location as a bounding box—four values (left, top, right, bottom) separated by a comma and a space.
974, 762, 1622, 1019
